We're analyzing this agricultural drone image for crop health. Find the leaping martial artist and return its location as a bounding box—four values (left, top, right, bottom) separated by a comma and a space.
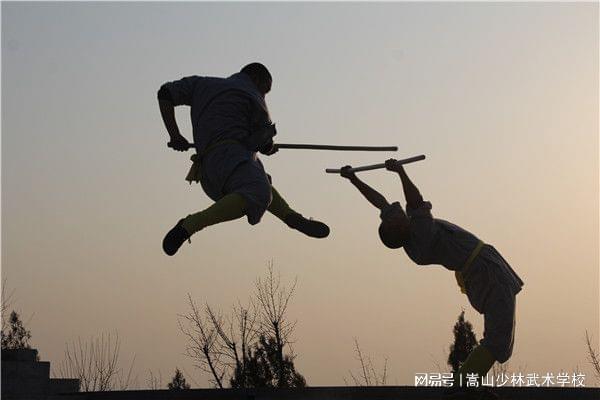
158, 63, 330, 256
338, 160, 524, 399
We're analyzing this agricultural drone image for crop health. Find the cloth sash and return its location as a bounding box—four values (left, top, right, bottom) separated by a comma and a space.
455, 240, 485, 294
185, 139, 241, 184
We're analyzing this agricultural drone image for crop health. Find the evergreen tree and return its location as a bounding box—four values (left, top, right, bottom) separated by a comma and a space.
167, 368, 190, 390
1, 310, 31, 350
230, 335, 306, 388
447, 310, 477, 372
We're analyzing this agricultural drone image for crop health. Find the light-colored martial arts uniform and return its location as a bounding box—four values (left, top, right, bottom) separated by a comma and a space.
161, 72, 274, 224
397, 200, 524, 363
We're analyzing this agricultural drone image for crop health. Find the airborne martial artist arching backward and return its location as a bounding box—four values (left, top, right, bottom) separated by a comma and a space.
158, 63, 330, 256
337, 160, 524, 398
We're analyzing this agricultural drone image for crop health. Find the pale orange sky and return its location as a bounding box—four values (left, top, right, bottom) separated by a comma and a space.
1, 2, 598, 387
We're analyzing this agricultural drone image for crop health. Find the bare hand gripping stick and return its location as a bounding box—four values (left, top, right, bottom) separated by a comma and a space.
325, 155, 426, 174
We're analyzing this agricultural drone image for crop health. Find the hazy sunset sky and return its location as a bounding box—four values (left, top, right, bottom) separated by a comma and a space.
2, 2, 598, 387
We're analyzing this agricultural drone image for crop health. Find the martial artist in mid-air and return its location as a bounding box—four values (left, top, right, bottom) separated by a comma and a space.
158, 63, 329, 256
338, 160, 523, 399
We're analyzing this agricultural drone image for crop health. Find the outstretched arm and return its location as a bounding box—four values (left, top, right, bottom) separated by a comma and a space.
340, 166, 390, 210
385, 159, 423, 209
157, 85, 190, 151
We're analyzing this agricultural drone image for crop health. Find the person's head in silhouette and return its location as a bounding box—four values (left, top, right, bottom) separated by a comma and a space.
241, 63, 272, 96
339, 166, 411, 249
378, 202, 410, 249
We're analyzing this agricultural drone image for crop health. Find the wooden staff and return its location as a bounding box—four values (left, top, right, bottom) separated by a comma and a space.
325, 155, 426, 174
275, 144, 398, 151
169, 142, 398, 152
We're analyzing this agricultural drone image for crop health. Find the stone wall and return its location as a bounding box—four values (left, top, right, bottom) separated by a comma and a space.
1, 348, 79, 400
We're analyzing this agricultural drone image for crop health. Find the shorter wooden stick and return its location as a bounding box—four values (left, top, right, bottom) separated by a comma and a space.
325, 155, 426, 174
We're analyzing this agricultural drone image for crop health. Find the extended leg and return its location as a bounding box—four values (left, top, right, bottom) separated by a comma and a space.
456, 344, 496, 383
182, 193, 247, 234
268, 186, 330, 238
267, 185, 294, 220
163, 193, 247, 256
479, 285, 516, 366
447, 286, 516, 398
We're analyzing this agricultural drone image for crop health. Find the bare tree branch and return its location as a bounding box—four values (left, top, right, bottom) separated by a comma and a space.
180, 263, 302, 388
254, 261, 298, 387
181, 366, 201, 388
54, 332, 135, 391
178, 294, 224, 388
585, 330, 600, 383
491, 360, 510, 377
1, 278, 15, 333
429, 351, 446, 374
346, 339, 388, 386
146, 369, 163, 390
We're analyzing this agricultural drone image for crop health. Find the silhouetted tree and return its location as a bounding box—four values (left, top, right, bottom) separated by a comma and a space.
230, 334, 305, 388
55, 332, 135, 391
253, 264, 300, 387
179, 296, 226, 388
585, 330, 600, 383
180, 263, 306, 388
1, 278, 14, 334
447, 311, 477, 373
345, 338, 388, 386
146, 370, 163, 390
168, 368, 190, 390
207, 300, 258, 388
1, 311, 31, 350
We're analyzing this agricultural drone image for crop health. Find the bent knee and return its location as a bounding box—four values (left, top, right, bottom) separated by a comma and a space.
481, 327, 514, 364
253, 184, 272, 212
482, 340, 513, 364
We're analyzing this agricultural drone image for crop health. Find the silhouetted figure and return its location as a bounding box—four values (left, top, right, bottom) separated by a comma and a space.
339, 160, 523, 399
158, 63, 329, 255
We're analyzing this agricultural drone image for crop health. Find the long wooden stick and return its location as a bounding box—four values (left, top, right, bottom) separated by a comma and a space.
276, 144, 398, 151
325, 155, 426, 174
169, 142, 398, 152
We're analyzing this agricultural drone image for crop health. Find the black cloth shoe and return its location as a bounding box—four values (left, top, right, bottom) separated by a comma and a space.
162, 219, 191, 256
284, 212, 330, 238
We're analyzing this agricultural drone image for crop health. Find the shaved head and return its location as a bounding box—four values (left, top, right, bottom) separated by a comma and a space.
241, 62, 272, 95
